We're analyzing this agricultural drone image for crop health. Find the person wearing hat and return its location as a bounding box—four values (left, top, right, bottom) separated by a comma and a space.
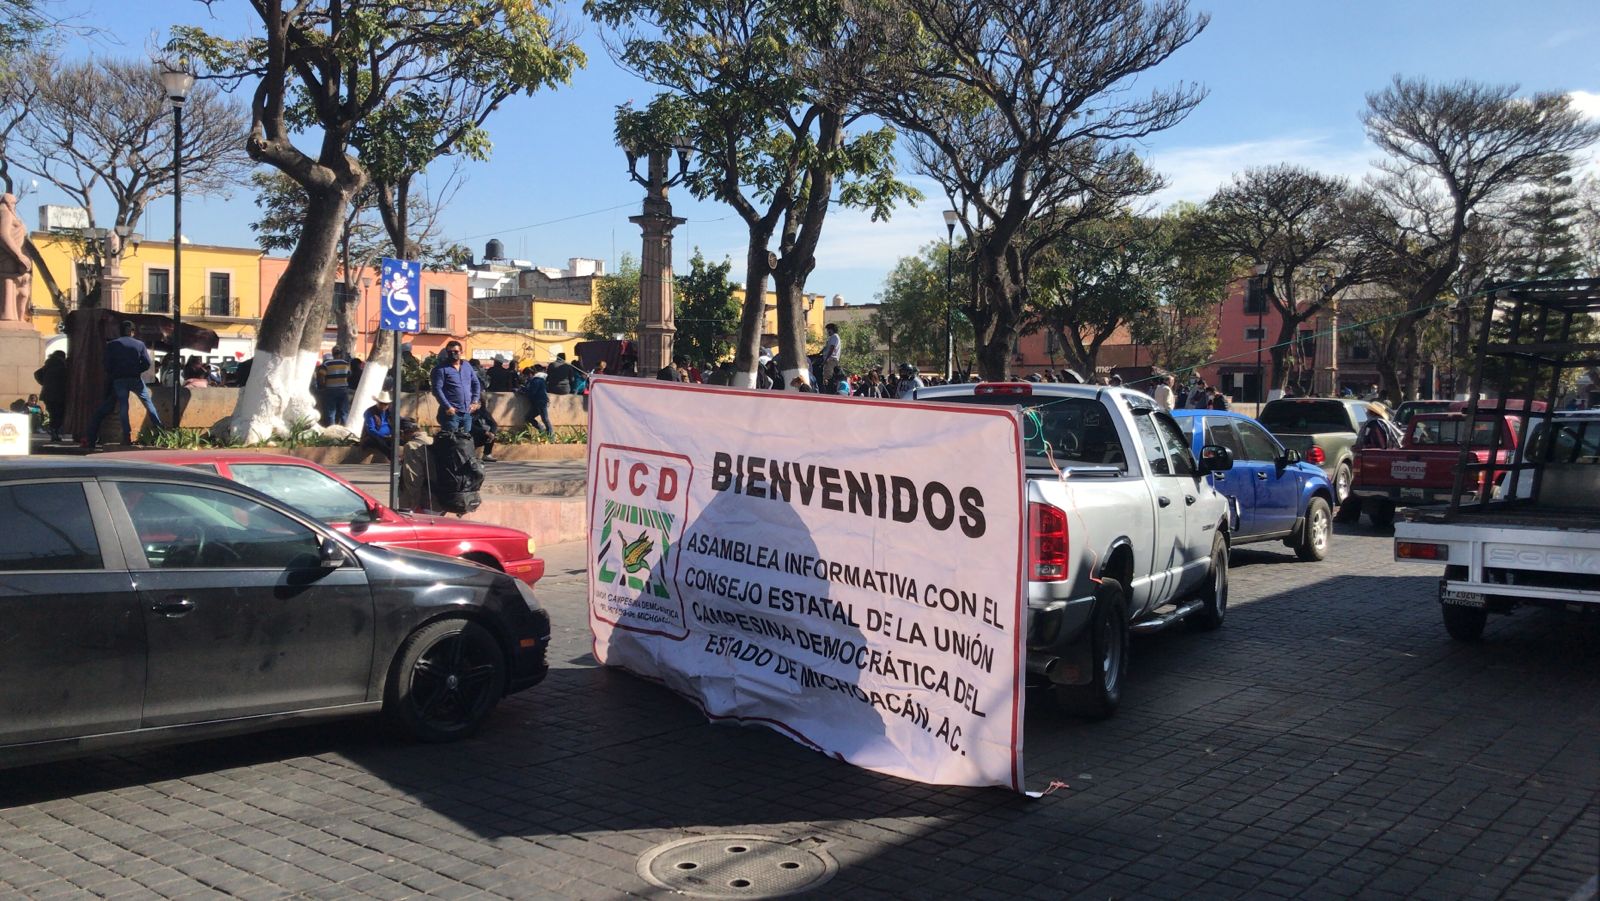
485, 354, 516, 392
361, 390, 397, 460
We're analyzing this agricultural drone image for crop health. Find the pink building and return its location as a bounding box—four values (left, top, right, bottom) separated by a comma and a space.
259, 258, 470, 361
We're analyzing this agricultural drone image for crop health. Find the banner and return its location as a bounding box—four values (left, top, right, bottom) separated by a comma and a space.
587, 378, 1026, 790
378, 257, 421, 333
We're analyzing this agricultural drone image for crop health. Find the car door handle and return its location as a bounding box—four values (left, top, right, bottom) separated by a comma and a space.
150, 596, 194, 617
1213, 473, 1226, 481
1158, 496, 1172, 508
1256, 471, 1268, 480
1185, 495, 1196, 505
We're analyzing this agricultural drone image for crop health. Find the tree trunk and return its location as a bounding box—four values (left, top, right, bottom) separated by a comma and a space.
227, 184, 353, 442
972, 255, 1016, 381
773, 269, 809, 389
729, 243, 771, 389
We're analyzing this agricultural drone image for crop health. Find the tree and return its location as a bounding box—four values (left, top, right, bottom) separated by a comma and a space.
870, 241, 971, 368
673, 250, 740, 365
858, 0, 1206, 380
1506, 162, 1586, 281
1192, 165, 1382, 394
835, 319, 882, 373
582, 255, 641, 340
1355, 77, 1600, 402
1577, 173, 1600, 278
591, 0, 917, 388
1031, 215, 1162, 377
174, 0, 584, 441
0, 0, 49, 61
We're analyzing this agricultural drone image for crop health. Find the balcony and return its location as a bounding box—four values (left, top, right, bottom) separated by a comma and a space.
190, 296, 256, 322
131, 292, 171, 314
422, 312, 457, 335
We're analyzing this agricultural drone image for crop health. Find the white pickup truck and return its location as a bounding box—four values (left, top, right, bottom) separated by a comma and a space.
1395, 410, 1600, 640
915, 382, 1233, 717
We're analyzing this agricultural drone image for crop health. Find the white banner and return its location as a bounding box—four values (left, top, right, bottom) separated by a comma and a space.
586, 378, 1027, 790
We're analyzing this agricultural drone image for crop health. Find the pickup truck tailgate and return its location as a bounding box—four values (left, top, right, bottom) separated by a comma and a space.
1395, 518, 1600, 606
1359, 449, 1469, 488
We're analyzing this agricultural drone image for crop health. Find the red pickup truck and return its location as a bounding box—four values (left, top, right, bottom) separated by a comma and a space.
1350, 412, 1522, 527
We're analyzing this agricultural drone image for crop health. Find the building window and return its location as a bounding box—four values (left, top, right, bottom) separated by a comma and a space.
208, 272, 232, 317
1244, 326, 1266, 342
1044, 331, 1060, 354
146, 269, 170, 313
542, 318, 567, 332
1243, 276, 1268, 314
428, 288, 448, 332
1346, 339, 1372, 361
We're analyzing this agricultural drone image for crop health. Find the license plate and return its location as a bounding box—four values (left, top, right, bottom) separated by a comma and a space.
1441, 587, 1485, 607
1400, 488, 1425, 500
1391, 460, 1427, 480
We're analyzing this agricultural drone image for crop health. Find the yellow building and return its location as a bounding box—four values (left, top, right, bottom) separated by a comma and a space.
27, 231, 266, 363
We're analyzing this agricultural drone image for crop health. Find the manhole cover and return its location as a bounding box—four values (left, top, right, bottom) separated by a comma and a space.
637, 834, 836, 898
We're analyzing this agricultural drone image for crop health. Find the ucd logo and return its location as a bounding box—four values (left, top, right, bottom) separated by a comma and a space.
590, 445, 693, 639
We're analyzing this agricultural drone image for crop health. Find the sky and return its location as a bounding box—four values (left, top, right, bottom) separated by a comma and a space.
24, 0, 1600, 308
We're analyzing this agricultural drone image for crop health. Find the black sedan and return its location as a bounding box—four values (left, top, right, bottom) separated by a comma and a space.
0, 459, 550, 768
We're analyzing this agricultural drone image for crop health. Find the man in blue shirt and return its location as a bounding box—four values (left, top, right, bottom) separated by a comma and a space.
430, 339, 480, 432
85, 320, 163, 449
361, 390, 395, 459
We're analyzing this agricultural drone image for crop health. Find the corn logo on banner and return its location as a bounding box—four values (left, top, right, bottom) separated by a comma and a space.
586, 378, 1027, 791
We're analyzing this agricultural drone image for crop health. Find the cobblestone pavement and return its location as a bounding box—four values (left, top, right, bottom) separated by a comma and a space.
2, 525, 1596, 899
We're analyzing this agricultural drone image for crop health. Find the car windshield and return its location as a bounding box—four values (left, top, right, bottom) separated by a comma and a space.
1259, 401, 1353, 434
932, 394, 1127, 470
228, 463, 372, 523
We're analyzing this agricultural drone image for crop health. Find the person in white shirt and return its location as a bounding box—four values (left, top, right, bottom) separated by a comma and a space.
1151, 374, 1174, 411
820, 322, 842, 387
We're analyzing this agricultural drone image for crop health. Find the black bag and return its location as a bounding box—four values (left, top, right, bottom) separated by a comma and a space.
429, 429, 484, 514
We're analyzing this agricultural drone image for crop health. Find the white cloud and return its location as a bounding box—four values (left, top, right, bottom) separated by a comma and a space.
1142, 134, 1377, 208
1569, 90, 1600, 120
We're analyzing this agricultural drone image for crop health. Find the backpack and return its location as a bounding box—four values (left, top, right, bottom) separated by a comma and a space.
428, 429, 484, 514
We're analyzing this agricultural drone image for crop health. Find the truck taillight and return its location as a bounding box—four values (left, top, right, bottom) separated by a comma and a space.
1029, 502, 1069, 582
1307, 445, 1326, 465
1396, 541, 1448, 561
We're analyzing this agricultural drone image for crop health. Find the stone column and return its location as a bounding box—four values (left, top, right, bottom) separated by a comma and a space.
631, 149, 686, 379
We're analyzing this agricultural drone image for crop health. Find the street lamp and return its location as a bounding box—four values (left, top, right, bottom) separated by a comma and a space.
623, 133, 691, 378
943, 210, 958, 381
160, 64, 195, 429
1251, 264, 1267, 403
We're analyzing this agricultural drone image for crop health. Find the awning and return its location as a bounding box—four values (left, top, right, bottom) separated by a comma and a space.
65, 308, 221, 354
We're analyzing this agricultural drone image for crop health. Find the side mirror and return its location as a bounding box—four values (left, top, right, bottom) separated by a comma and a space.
1199, 444, 1233, 473
319, 537, 350, 568
1279, 448, 1302, 466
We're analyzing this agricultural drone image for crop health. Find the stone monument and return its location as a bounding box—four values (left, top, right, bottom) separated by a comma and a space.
0, 194, 44, 410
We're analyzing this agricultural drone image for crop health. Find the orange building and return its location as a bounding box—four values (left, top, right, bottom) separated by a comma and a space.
258, 258, 470, 360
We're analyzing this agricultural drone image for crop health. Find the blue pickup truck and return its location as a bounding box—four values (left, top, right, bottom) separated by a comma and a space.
1172, 409, 1335, 561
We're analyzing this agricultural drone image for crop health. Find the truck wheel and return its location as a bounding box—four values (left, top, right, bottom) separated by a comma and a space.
385, 619, 506, 743
1334, 462, 1353, 505
1190, 535, 1228, 630
1295, 497, 1331, 562
1367, 502, 1395, 529
1053, 579, 1127, 720
1334, 495, 1362, 523
1440, 565, 1487, 641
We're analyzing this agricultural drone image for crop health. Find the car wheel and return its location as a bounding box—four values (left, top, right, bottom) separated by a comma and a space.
1052, 578, 1128, 720
1190, 535, 1229, 630
1367, 502, 1395, 529
386, 619, 506, 743
1440, 565, 1487, 641
1295, 497, 1331, 562
1334, 462, 1353, 505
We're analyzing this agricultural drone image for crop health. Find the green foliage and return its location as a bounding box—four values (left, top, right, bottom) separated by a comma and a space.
500, 424, 588, 445
582, 255, 641, 340
673, 250, 740, 363
1506, 164, 1585, 281
871, 241, 971, 366
835, 319, 884, 373
142, 427, 221, 450
0, 0, 47, 60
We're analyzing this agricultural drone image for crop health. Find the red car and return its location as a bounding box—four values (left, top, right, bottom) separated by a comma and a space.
100, 452, 544, 585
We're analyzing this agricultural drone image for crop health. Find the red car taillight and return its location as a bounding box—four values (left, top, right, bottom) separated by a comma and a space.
1307, 445, 1326, 465
1029, 502, 1069, 582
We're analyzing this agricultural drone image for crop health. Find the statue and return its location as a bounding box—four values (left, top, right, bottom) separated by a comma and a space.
0, 193, 33, 325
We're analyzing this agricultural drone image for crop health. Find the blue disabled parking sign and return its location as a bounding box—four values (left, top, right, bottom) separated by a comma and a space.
379, 257, 421, 332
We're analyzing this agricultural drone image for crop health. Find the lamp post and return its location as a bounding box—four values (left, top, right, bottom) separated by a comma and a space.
1251, 264, 1267, 403
942, 210, 957, 381
160, 65, 194, 429
623, 134, 690, 378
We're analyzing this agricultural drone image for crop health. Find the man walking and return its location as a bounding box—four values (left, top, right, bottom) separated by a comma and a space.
85, 321, 163, 449
518, 363, 553, 435
431, 339, 480, 432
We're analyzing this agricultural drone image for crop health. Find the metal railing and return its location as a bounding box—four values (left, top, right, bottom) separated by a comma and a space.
191, 296, 242, 318
423, 312, 457, 334
136, 292, 171, 314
